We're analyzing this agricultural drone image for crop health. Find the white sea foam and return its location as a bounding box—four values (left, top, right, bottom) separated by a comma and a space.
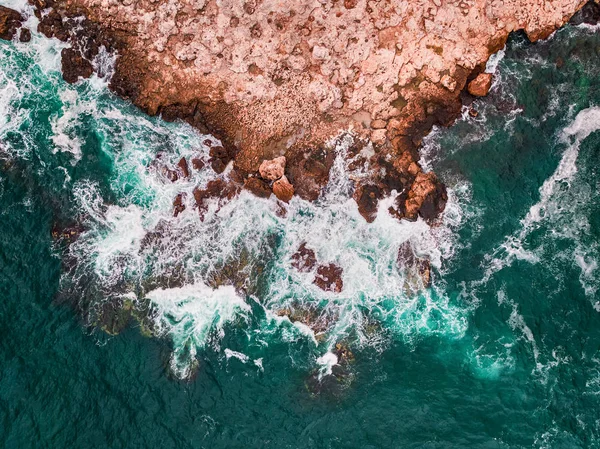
480, 107, 600, 296
0, 21, 471, 378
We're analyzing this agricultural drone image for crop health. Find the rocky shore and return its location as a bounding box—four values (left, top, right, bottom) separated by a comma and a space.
2, 0, 596, 223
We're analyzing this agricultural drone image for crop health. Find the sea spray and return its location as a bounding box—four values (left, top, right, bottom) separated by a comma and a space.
0, 21, 469, 379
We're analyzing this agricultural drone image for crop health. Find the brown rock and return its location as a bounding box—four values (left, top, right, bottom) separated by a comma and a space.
468, 73, 493, 97
208, 145, 232, 174
191, 157, 205, 171
314, 263, 343, 293
259, 156, 286, 181
272, 175, 294, 202
173, 192, 186, 217
371, 119, 387, 129
19, 28, 31, 43
61, 47, 94, 84
291, 242, 317, 272
193, 179, 240, 220
0, 6, 23, 41
355, 184, 382, 223
177, 157, 190, 179
243, 177, 272, 198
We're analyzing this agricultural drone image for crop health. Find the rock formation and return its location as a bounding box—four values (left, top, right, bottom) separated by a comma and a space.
9, 0, 596, 222
0, 6, 23, 41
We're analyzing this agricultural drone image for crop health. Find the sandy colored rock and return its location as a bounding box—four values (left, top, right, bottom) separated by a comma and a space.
28, 0, 592, 221
468, 73, 494, 97
272, 175, 294, 203
259, 156, 286, 181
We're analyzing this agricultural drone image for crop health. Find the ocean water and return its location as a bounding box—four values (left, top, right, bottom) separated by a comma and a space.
1, 3, 599, 448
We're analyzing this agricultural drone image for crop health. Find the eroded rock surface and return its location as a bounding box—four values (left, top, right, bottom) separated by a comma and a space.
22, 0, 594, 221
0, 6, 23, 41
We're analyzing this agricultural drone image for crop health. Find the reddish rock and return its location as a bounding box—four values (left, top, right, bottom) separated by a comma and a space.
259, 156, 286, 181
354, 184, 382, 223
0, 6, 23, 41
193, 179, 240, 220
173, 192, 186, 217
208, 145, 231, 174
243, 177, 271, 198
177, 157, 190, 179
391, 172, 447, 223
272, 175, 294, 203
314, 263, 343, 293
30, 0, 585, 222
291, 242, 317, 272
61, 47, 94, 84
191, 157, 205, 171
468, 73, 493, 97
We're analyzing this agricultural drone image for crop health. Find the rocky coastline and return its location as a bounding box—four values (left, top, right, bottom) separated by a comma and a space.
3, 0, 597, 224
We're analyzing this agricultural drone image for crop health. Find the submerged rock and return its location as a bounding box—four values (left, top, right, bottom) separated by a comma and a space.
397, 241, 432, 293
314, 263, 344, 293
193, 178, 240, 220
0, 6, 23, 41
291, 242, 317, 272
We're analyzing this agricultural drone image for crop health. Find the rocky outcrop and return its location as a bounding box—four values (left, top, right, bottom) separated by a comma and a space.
0, 6, 23, 41
20, 0, 594, 223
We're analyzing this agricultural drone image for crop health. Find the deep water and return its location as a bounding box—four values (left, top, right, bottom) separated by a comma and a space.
1, 6, 600, 449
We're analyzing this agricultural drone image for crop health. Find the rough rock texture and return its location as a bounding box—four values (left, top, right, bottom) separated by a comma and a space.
468, 73, 493, 97
24, 0, 593, 221
0, 6, 23, 41
259, 156, 286, 181
291, 242, 317, 272
314, 263, 344, 293
272, 175, 294, 202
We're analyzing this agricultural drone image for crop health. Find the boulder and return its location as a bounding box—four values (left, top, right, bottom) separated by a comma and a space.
354, 184, 382, 223
314, 263, 343, 293
19, 28, 31, 42
272, 175, 294, 202
291, 242, 317, 272
177, 157, 190, 179
0, 6, 23, 41
173, 192, 186, 217
259, 156, 286, 181
191, 157, 205, 171
468, 73, 493, 97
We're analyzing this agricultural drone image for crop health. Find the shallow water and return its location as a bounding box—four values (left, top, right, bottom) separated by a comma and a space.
1, 4, 600, 448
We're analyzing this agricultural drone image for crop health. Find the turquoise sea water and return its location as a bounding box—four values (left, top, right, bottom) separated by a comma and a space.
1, 5, 600, 448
